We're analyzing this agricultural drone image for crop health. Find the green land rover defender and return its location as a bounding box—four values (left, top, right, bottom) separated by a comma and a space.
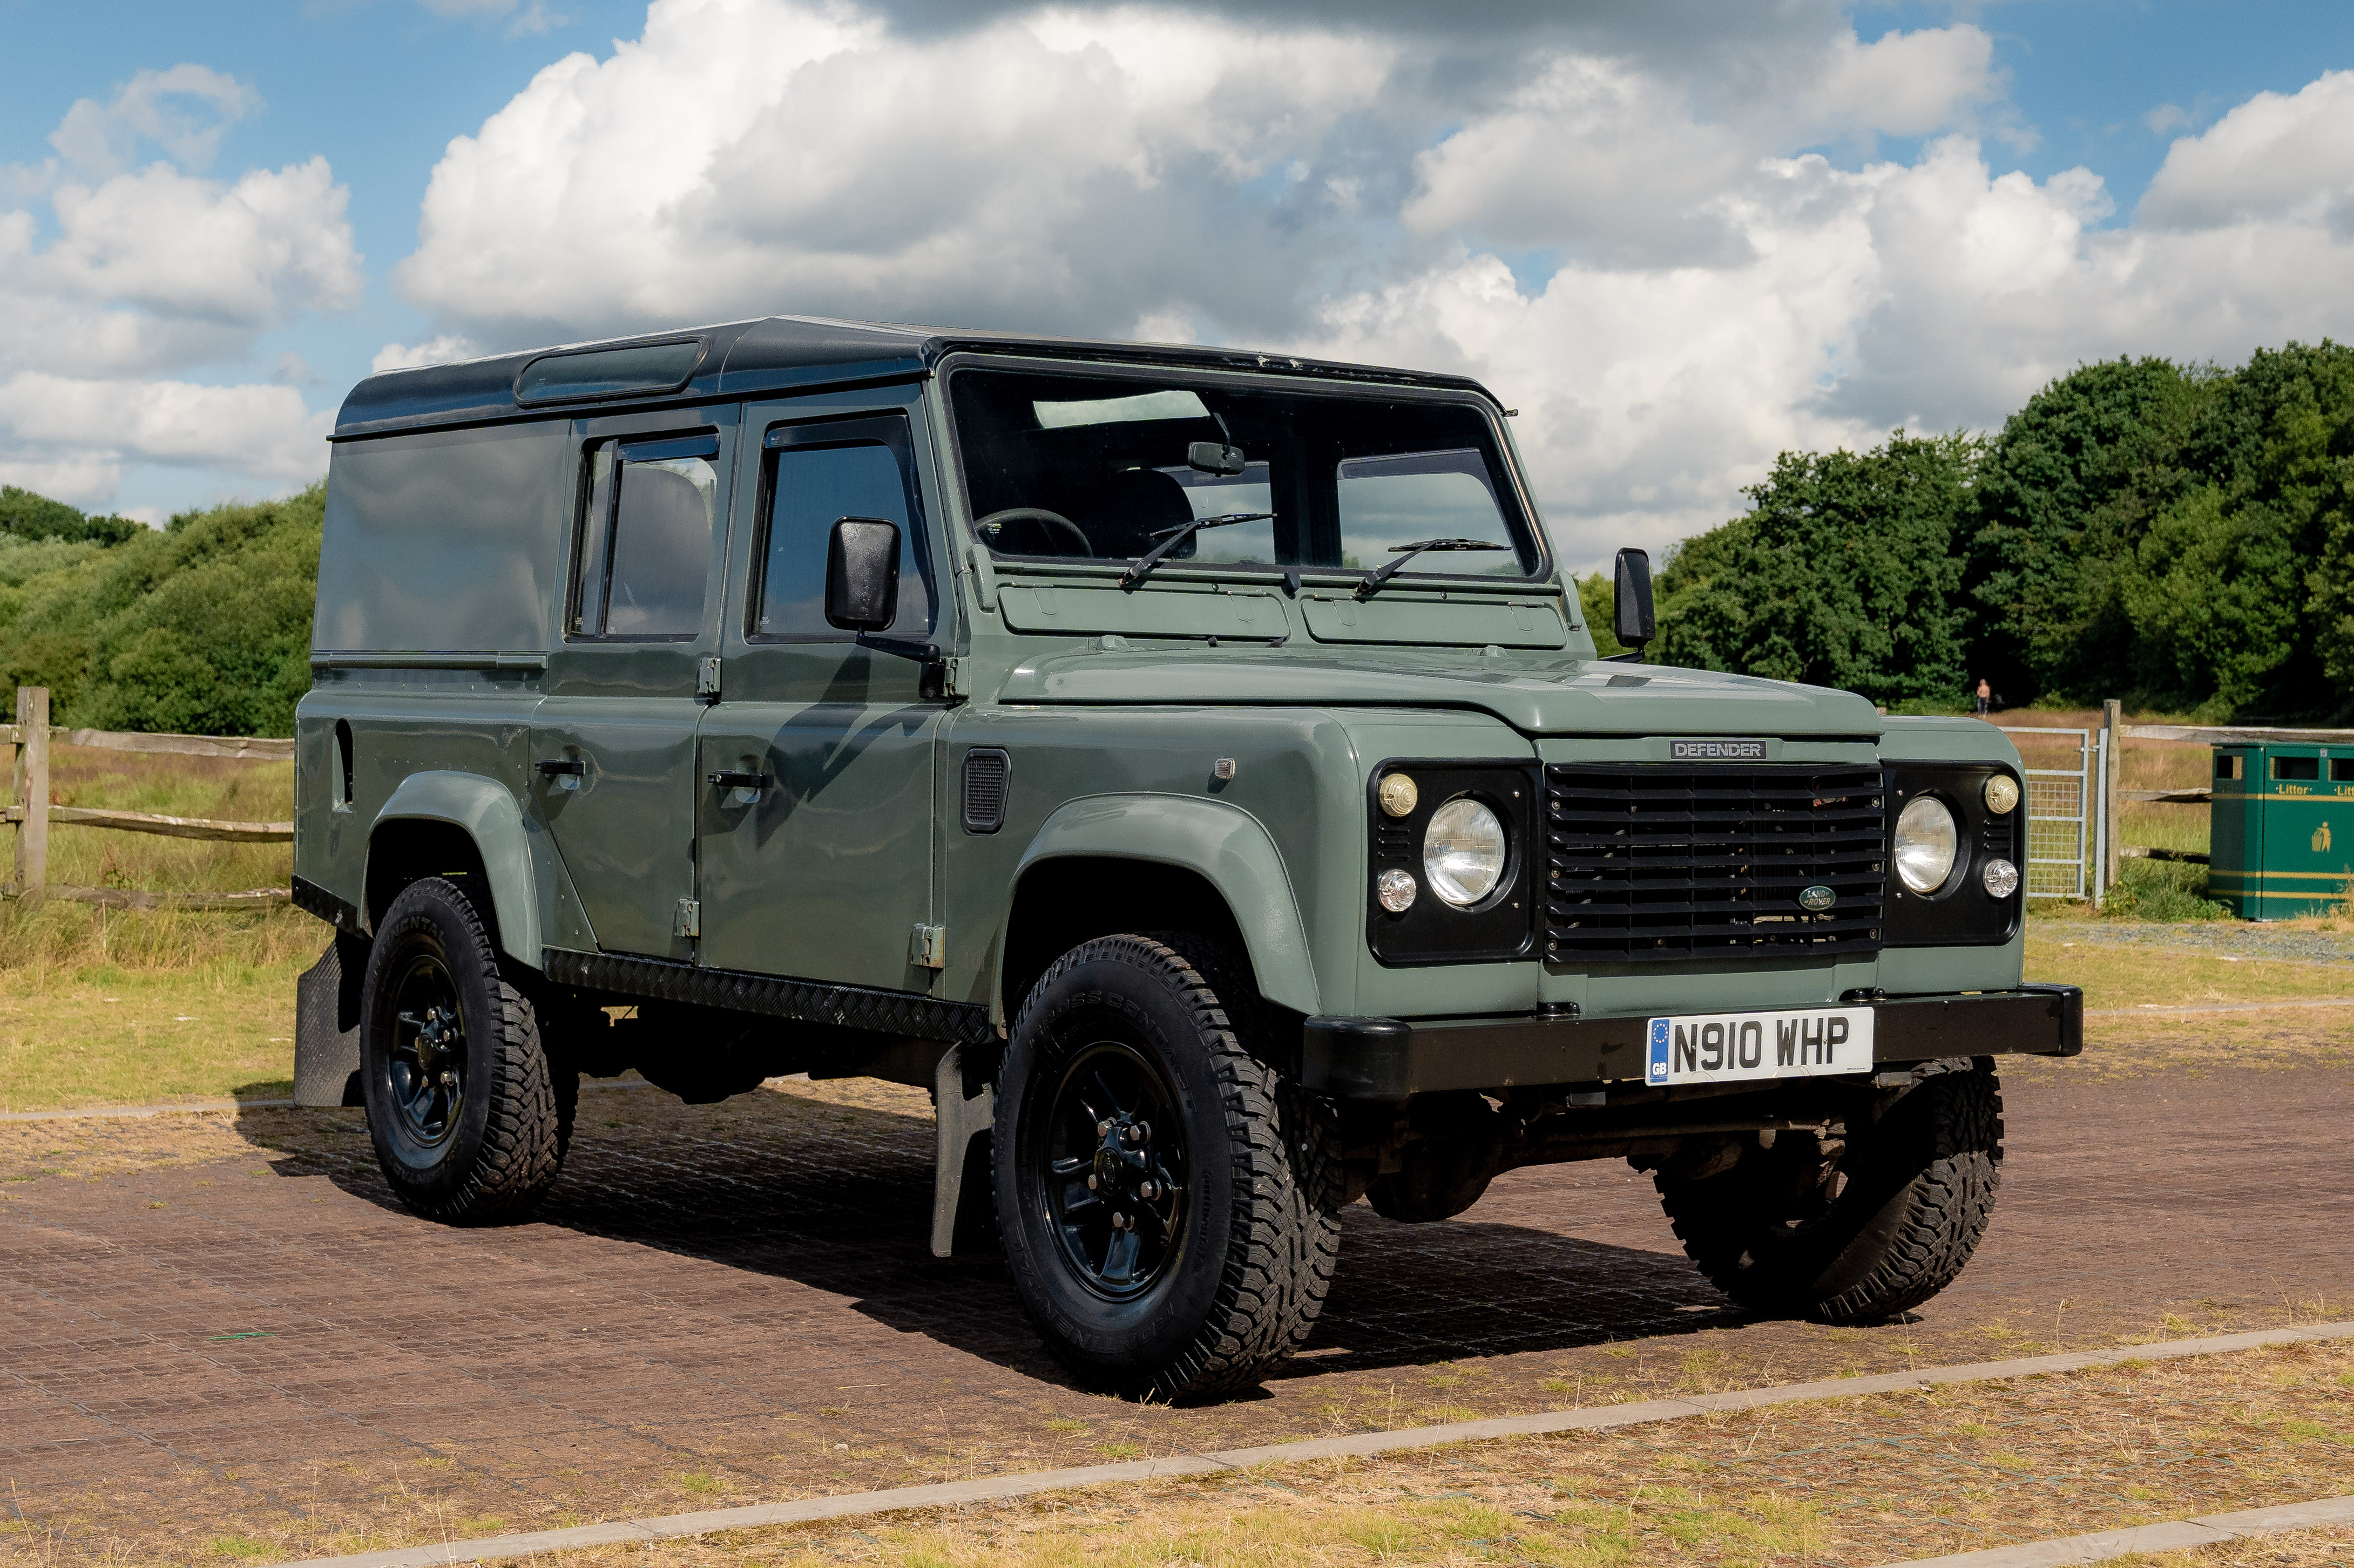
290, 317, 2080, 1401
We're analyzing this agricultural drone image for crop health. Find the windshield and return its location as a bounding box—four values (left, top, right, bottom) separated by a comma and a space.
948, 368, 1541, 581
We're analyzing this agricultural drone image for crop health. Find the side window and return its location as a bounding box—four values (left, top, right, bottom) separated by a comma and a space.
754, 415, 933, 639
570, 432, 719, 640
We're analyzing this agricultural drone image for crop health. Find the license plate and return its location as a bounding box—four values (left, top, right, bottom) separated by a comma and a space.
1643, 1007, 1873, 1087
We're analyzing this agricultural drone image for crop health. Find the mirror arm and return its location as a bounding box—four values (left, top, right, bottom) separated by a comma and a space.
855, 634, 959, 702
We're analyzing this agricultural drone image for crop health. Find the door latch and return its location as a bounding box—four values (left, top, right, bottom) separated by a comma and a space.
696, 656, 722, 701
674, 898, 701, 939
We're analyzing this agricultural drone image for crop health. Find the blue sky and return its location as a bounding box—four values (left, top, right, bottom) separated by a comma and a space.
4, 0, 2352, 561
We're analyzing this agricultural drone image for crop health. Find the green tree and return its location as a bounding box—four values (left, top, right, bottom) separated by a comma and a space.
1963, 357, 2208, 705
0, 485, 142, 546
0, 484, 322, 734
1652, 431, 1978, 705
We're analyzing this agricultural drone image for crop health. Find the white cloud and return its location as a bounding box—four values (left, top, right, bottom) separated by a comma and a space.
46, 64, 262, 180
397, 0, 1396, 342
372, 335, 479, 374
0, 78, 357, 507
2137, 70, 2354, 233
387, 0, 2354, 570
0, 376, 333, 480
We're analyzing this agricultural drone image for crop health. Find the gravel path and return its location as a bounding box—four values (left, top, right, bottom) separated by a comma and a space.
2031, 917, 2354, 964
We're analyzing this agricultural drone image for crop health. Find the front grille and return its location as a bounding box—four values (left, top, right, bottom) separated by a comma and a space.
1544, 764, 1886, 963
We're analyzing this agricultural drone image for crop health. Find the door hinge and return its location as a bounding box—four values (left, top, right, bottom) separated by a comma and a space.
910, 923, 946, 969
674, 898, 701, 939
696, 656, 722, 701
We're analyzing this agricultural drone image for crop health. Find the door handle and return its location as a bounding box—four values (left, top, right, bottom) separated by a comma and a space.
537, 759, 585, 775
706, 770, 770, 791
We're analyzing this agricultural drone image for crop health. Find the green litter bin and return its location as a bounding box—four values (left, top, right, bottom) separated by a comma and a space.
2209, 742, 2354, 919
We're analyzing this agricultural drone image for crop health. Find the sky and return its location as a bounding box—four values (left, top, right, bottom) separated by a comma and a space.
3, 0, 2353, 572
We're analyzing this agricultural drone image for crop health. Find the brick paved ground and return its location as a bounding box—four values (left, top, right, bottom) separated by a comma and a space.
2, 1049, 2349, 1564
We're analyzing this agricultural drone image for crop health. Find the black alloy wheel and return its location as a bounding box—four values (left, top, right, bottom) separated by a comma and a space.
1040, 1041, 1190, 1299
385, 949, 467, 1146
360, 875, 566, 1225
995, 933, 1343, 1403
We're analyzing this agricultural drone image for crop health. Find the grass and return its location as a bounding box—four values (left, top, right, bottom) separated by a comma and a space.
1, 743, 316, 1108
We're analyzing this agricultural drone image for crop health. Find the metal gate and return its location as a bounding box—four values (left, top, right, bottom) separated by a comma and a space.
1995, 727, 2102, 900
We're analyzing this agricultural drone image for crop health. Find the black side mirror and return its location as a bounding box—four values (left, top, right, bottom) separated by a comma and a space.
1612, 547, 1655, 656
1187, 440, 1247, 477
825, 517, 901, 631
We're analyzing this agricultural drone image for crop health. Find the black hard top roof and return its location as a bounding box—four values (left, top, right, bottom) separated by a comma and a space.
331, 315, 1498, 440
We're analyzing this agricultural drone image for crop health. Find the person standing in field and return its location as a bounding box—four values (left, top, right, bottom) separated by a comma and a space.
1974, 677, 1992, 716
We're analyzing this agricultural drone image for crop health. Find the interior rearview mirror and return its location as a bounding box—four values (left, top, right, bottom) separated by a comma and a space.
1187, 440, 1248, 477
1612, 547, 1655, 656
825, 517, 901, 632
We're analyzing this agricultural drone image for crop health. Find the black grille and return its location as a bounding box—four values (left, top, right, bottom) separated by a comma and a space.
962, 748, 1010, 833
1544, 764, 1886, 962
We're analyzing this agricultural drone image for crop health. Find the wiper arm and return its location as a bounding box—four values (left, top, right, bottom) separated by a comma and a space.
1119, 512, 1275, 590
1355, 537, 1512, 600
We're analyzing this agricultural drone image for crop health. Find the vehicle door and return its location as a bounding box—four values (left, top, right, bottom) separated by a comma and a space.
531, 410, 738, 960
695, 388, 947, 990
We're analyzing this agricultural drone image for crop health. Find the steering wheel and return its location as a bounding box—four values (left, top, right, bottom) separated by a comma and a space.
976, 507, 1093, 558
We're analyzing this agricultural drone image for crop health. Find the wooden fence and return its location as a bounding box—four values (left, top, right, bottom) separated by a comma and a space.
2, 686, 294, 910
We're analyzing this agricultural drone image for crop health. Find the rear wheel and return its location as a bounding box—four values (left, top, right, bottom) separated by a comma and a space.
1655, 1061, 2003, 1323
993, 934, 1342, 1401
360, 877, 566, 1224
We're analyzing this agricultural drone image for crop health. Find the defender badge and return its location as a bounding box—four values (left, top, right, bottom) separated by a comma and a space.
1797, 885, 1837, 912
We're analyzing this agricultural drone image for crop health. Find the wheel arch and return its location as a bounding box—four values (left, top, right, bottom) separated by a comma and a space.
999, 795, 1320, 1026
367, 771, 542, 969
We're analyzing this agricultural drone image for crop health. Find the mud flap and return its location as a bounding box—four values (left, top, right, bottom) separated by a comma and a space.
931, 1043, 997, 1257
294, 934, 369, 1107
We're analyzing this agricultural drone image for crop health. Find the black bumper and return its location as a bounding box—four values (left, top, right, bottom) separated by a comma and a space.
1301, 984, 2082, 1100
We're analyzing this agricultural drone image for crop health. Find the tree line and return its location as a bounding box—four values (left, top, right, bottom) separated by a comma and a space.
5, 339, 2351, 736
0, 484, 320, 735
1582, 341, 2354, 718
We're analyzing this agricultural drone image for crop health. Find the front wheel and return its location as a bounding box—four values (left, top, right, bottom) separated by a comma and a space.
1655, 1061, 2003, 1323
360, 877, 566, 1225
993, 934, 1342, 1402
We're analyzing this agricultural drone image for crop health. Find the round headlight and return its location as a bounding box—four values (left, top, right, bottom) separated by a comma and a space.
1984, 774, 2020, 815
1424, 798, 1507, 906
1982, 857, 2020, 899
1895, 796, 1959, 894
1376, 867, 1418, 913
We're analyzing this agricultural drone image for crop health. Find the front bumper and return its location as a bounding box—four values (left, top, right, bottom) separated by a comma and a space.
1301, 984, 2082, 1100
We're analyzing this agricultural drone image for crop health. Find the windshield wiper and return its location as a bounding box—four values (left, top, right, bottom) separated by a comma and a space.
1119, 512, 1275, 590
1354, 537, 1512, 600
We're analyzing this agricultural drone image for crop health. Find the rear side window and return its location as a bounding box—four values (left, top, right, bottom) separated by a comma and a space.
753, 413, 933, 640
570, 432, 719, 640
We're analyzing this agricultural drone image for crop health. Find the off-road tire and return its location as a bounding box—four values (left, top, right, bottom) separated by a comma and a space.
993, 933, 1343, 1402
360, 877, 566, 1225
1655, 1060, 2003, 1323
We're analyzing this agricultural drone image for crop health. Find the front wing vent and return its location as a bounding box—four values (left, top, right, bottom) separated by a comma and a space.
962, 748, 1010, 834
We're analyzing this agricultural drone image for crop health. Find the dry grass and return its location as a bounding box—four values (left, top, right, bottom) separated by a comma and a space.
27, 1338, 2339, 1568
2, 743, 315, 974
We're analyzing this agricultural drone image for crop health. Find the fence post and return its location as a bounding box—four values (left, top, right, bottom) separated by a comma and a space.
10, 687, 48, 899
10, 687, 46, 902
2101, 698, 2122, 901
